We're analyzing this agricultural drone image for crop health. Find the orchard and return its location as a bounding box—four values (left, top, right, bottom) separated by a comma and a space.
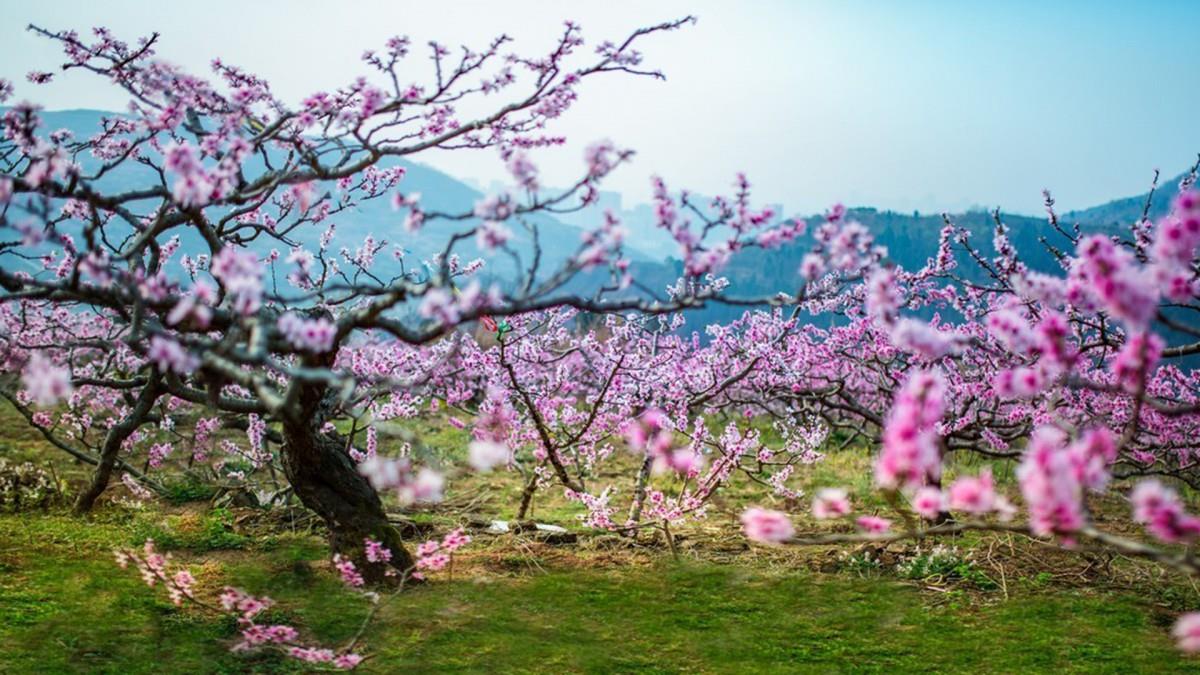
3, 10, 1200, 672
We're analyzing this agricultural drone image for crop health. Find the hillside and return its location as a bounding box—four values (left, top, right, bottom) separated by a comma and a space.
16, 109, 647, 284
13, 109, 1197, 324
1063, 169, 1194, 227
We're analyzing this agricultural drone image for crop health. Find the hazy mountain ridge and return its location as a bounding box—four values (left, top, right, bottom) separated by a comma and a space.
1063, 169, 1193, 227
579, 170, 1194, 327
9, 110, 1194, 318
12, 109, 646, 285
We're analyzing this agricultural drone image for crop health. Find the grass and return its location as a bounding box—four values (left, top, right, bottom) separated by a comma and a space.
2, 400, 1200, 672
380, 566, 1185, 673
0, 508, 1195, 673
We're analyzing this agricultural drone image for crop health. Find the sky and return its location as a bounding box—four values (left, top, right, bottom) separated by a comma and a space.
1, 0, 1198, 216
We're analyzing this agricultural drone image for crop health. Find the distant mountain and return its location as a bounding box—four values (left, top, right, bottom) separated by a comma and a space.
593, 206, 1088, 328
10, 109, 1198, 332
586, 170, 1198, 329
1063, 170, 1192, 227
13, 109, 648, 285
551, 187, 784, 261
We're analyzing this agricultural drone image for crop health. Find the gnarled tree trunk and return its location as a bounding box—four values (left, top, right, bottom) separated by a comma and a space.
75, 374, 162, 513
280, 376, 414, 583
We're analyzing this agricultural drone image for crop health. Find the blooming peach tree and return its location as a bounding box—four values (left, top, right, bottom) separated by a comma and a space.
737, 173, 1200, 652
6, 13, 1200, 660
0, 17, 814, 583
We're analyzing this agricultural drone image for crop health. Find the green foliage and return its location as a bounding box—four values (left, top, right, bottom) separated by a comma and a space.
200, 508, 250, 550
1026, 571, 1055, 589
896, 546, 999, 590
130, 507, 248, 551
0, 458, 67, 511
840, 550, 885, 577
161, 476, 219, 505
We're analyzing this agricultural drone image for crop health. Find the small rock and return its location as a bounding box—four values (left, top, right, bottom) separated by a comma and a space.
532, 530, 577, 545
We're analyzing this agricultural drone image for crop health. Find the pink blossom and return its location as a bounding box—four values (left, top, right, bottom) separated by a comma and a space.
1131, 480, 1200, 544
890, 318, 962, 360
505, 151, 538, 191
332, 554, 364, 587
624, 409, 697, 475
911, 486, 944, 520
1152, 190, 1200, 271
947, 469, 996, 515
288, 181, 317, 211
122, 473, 154, 500
1111, 332, 1164, 392
1025, 268, 1071, 303
476, 220, 513, 252
277, 312, 338, 353
148, 442, 173, 469
865, 268, 902, 324
210, 246, 262, 316
166, 281, 215, 328
584, 140, 617, 177
987, 308, 1037, 355
21, 352, 73, 406
1072, 234, 1159, 329
441, 527, 471, 552
363, 538, 393, 564
410, 468, 446, 505
994, 365, 1047, 399
357, 457, 444, 506
1173, 613, 1200, 653
1017, 427, 1088, 537
168, 570, 195, 606
855, 515, 892, 534
333, 653, 364, 669
288, 647, 335, 663
875, 369, 945, 490
740, 507, 794, 543
654, 448, 705, 476
473, 193, 514, 221
163, 141, 217, 207
1034, 311, 1076, 367
468, 440, 510, 472
146, 335, 199, 374
1072, 428, 1117, 492
811, 488, 851, 520
419, 288, 460, 326
417, 552, 450, 572
799, 253, 826, 281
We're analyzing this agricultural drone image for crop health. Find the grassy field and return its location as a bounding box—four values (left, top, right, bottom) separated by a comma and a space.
0, 509, 1193, 674
2, 403, 1200, 673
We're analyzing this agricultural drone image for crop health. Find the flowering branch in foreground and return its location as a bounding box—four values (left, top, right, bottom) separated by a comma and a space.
114, 532, 470, 667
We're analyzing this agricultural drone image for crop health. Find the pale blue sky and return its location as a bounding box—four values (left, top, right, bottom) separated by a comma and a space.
2, 0, 1197, 215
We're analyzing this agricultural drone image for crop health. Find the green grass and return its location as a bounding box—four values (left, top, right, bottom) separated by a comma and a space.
2, 400, 1198, 673
380, 566, 1187, 673
160, 476, 220, 505
1, 509, 1194, 674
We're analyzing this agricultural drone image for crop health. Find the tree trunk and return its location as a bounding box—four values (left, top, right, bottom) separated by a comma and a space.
929, 474, 953, 526
625, 455, 654, 534
279, 378, 414, 583
516, 467, 540, 520
74, 375, 161, 513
